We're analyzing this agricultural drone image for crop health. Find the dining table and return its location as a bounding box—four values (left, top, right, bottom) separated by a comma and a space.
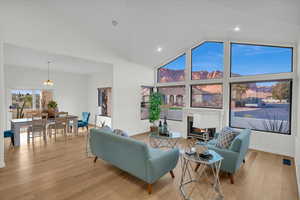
11, 115, 79, 146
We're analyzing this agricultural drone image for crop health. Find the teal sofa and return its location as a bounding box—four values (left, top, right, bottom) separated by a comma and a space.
199, 128, 251, 184
89, 128, 179, 194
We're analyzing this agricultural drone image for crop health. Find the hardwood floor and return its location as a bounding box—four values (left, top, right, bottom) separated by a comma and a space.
0, 130, 298, 200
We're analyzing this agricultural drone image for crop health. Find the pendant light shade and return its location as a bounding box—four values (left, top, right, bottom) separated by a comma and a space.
44, 61, 54, 86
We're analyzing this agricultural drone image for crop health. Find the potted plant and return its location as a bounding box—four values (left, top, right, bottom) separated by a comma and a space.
47, 100, 58, 117
149, 92, 162, 132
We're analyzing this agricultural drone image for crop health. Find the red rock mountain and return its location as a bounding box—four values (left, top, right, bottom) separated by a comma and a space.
158, 69, 224, 82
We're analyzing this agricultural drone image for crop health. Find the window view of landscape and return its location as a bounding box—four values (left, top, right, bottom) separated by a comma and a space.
141, 86, 153, 120
157, 86, 185, 121
230, 80, 291, 134
157, 54, 186, 83
11, 89, 53, 119
192, 42, 224, 80
191, 84, 223, 108
231, 44, 293, 77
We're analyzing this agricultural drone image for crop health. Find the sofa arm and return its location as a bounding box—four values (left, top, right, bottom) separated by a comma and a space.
147, 148, 179, 184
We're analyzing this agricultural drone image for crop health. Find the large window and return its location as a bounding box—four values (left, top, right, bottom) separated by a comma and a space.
192, 42, 224, 80
141, 86, 153, 120
231, 43, 293, 77
10, 89, 53, 119
230, 80, 292, 134
155, 41, 294, 135
157, 54, 186, 83
191, 84, 223, 108
157, 86, 185, 121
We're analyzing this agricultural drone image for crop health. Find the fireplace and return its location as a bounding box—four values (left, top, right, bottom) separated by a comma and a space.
187, 116, 216, 140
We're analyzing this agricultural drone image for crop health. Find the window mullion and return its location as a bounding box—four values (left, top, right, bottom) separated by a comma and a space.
223, 40, 231, 127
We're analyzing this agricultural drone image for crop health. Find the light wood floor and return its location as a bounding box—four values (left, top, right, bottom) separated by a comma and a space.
0, 130, 299, 200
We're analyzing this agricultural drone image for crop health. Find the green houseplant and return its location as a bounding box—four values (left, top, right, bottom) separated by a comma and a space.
149, 92, 162, 132
15, 94, 32, 119
47, 100, 58, 117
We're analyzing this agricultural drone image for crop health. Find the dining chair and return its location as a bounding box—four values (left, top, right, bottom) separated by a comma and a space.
27, 112, 48, 143
78, 112, 90, 131
48, 112, 68, 141
4, 130, 14, 147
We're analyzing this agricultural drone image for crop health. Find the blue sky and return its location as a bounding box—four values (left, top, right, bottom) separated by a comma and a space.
192, 42, 223, 72
160, 42, 292, 88
162, 54, 186, 70
231, 44, 292, 76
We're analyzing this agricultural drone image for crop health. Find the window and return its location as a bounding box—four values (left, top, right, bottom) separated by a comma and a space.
141, 86, 153, 120
230, 80, 292, 134
231, 43, 293, 77
157, 54, 186, 83
97, 87, 112, 117
191, 84, 223, 108
157, 86, 185, 121
155, 41, 294, 135
192, 42, 224, 80
10, 89, 53, 119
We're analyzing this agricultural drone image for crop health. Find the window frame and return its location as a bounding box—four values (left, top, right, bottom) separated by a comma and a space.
154, 40, 296, 134
190, 83, 223, 109
191, 41, 224, 81
140, 85, 154, 120
230, 42, 294, 77
157, 53, 186, 84
229, 79, 293, 135
157, 85, 186, 122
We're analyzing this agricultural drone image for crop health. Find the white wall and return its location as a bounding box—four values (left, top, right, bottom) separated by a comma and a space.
0, 39, 5, 168
112, 61, 154, 135
295, 41, 300, 195
87, 64, 113, 126
4, 65, 88, 129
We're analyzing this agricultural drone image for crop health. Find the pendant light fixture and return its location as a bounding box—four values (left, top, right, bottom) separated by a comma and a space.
43, 61, 54, 86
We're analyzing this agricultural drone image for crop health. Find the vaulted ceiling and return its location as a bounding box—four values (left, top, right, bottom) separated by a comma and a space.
1, 0, 299, 68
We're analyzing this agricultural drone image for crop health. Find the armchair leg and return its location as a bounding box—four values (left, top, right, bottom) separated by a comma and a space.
195, 163, 200, 172
229, 173, 234, 184
243, 159, 245, 163
170, 170, 175, 178
147, 184, 152, 194
94, 156, 98, 163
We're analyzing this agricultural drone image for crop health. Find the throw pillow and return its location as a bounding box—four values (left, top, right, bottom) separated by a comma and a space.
113, 129, 129, 137
99, 125, 113, 133
215, 127, 238, 149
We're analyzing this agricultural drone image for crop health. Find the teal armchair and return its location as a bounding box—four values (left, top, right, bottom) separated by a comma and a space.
78, 112, 90, 130
205, 128, 251, 184
89, 128, 179, 194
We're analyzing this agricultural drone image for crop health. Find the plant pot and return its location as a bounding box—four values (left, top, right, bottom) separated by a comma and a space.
47, 108, 56, 118
150, 126, 158, 133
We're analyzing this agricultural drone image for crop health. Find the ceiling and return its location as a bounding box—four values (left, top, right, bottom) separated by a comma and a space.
4, 44, 111, 74
1, 0, 300, 68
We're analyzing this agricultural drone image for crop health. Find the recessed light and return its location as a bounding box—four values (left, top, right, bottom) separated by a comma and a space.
157, 47, 163, 52
234, 26, 240, 32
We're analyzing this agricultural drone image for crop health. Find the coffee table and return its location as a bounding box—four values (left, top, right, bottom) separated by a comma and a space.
149, 131, 182, 149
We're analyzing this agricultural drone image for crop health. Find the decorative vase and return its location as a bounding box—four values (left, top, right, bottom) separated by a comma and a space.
150, 126, 158, 133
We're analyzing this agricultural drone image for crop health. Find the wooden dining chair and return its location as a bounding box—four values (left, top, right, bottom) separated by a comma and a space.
48, 112, 68, 141
27, 112, 48, 143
